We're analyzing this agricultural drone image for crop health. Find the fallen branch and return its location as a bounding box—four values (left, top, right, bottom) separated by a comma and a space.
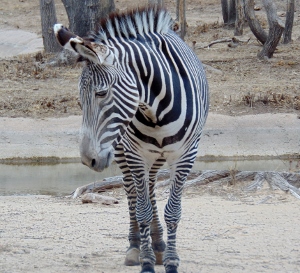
198, 38, 232, 49
71, 169, 172, 198
71, 170, 300, 200
71, 175, 124, 198
245, 171, 300, 199
184, 170, 231, 188
196, 37, 250, 49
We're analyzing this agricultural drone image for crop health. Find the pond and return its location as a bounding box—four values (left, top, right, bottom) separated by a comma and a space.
0, 159, 298, 196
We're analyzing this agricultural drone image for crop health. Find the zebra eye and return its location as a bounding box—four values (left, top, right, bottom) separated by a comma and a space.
95, 89, 108, 98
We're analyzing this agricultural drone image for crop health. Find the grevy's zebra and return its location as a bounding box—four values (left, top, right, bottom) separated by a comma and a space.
54, 6, 209, 273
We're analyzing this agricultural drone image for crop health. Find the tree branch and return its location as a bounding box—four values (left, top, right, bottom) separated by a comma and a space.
71, 169, 300, 200
244, 0, 268, 44
257, 0, 285, 59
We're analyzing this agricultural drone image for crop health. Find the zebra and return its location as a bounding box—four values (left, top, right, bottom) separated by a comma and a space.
54, 6, 209, 273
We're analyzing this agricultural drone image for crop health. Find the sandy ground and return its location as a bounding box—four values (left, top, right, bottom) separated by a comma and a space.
1, 112, 299, 273
1, 190, 300, 273
1, 1, 300, 272
0, 27, 43, 58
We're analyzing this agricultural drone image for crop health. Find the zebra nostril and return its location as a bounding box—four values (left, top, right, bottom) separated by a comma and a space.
91, 159, 96, 168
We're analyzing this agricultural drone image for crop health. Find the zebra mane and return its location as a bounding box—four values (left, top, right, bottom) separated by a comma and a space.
92, 7, 173, 43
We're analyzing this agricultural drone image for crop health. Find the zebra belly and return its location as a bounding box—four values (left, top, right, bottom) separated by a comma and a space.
122, 126, 195, 166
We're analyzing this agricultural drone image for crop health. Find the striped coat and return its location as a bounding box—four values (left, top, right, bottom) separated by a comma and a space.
54, 6, 208, 273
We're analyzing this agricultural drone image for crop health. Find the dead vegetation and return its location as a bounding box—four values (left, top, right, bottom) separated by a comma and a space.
0, 52, 82, 118
71, 168, 300, 203
0, 0, 300, 119
242, 91, 300, 110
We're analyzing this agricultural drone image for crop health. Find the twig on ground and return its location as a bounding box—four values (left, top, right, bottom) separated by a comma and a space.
196, 37, 250, 49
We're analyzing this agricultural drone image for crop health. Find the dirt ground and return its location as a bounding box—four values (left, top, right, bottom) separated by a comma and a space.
1, 185, 300, 273
1, 1, 300, 272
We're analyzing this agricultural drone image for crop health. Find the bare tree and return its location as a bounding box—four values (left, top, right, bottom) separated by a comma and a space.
283, 0, 295, 44
148, 0, 164, 5
61, 0, 115, 37
257, 0, 285, 59
176, 0, 186, 39
221, 0, 236, 26
221, 0, 229, 24
244, 0, 268, 44
234, 0, 245, 36
40, 0, 61, 53
228, 0, 237, 25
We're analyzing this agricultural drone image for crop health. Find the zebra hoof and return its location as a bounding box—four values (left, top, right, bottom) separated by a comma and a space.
141, 263, 155, 273
153, 241, 166, 265
155, 251, 164, 265
125, 247, 140, 266
165, 265, 178, 273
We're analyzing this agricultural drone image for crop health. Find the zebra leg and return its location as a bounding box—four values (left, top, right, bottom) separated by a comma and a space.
124, 173, 141, 266
163, 159, 196, 273
114, 144, 140, 266
149, 158, 166, 265
135, 177, 157, 272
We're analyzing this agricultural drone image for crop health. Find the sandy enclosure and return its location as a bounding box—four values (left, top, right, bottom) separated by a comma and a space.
1, 0, 300, 272
1, 188, 300, 273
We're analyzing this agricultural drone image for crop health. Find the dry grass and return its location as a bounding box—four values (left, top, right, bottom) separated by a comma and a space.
242, 91, 300, 110
0, 52, 59, 81
0, 51, 82, 118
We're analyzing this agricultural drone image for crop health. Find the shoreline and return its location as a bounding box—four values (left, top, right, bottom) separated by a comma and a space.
0, 113, 300, 164
0, 113, 299, 163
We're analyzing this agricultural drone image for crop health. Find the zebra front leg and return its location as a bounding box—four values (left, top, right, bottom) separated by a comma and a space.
124, 174, 157, 272
124, 174, 141, 266
114, 144, 141, 266
135, 177, 157, 272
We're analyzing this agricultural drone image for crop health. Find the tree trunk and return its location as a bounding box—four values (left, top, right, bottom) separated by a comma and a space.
282, 0, 295, 44
221, 0, 229, 24
40, 0, 61, 53
228, 0, 236, 25
61, 0, 115, 37
177, 0, 186, 39
234, 0, 245, 36
244, 0, 268, 44
148, 0, 164, 5
257, 0, 285, 59
221, 0, 236, 27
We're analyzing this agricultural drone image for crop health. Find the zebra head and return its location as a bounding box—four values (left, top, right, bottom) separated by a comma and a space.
54, 24, 139, 172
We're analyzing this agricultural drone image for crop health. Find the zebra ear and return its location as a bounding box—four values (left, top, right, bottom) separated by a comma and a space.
53, 24, 104, 65
91, 43, 115, 66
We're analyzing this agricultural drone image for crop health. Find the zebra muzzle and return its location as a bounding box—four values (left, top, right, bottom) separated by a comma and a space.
81, 146, 114, 172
